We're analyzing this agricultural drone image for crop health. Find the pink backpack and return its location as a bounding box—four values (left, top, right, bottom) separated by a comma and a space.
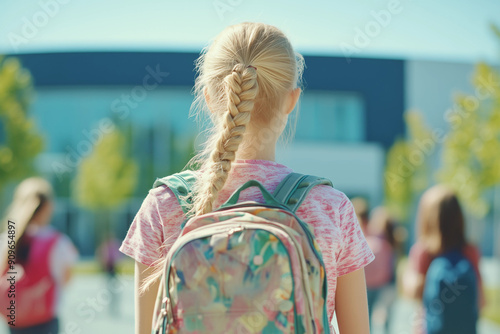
1, 232, 59, 328
151, 171, 333, 334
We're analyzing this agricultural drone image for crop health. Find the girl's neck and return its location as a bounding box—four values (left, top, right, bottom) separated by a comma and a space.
236, 145, 276, 161
26, 222, 46, 234
236, 130, 279, 161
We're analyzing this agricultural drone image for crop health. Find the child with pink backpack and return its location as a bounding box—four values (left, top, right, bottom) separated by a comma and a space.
1, 177, 78, 334
120, 22, 375, 334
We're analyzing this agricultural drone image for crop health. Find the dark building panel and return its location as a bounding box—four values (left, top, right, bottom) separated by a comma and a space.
14, 51, 198, 87
302, 55, 405, 148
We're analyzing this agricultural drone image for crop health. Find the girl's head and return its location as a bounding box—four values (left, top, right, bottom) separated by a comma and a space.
3, 177, 54, 230
6, 177, 54, 227
351, 197, 369, 232
417, 184, 466, 255
191, 22, 304, 215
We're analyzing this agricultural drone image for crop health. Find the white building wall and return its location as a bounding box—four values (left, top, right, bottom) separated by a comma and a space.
405, 60, 475, 130
277, 141, 385, 206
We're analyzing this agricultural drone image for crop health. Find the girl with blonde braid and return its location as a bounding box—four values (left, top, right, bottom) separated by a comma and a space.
120, 22, 374, 334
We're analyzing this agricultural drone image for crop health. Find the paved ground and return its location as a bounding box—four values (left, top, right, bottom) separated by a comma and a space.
1, 273, 499, 334
0, 274, 135, 334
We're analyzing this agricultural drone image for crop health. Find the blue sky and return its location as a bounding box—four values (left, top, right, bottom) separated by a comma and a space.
1, 0, 499, 63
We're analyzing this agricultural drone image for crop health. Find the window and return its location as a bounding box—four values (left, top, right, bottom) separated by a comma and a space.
295, 91, 365, 142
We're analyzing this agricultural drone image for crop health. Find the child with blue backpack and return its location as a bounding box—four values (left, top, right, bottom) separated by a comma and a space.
403, 185, 485, 334
120, 22, 375, 334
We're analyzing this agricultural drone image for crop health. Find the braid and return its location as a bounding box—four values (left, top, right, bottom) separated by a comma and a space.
193, 64, 259, 215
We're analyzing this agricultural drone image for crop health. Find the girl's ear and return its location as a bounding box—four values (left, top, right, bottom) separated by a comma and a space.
204, 87, 213, 113
285, 87, 301, 115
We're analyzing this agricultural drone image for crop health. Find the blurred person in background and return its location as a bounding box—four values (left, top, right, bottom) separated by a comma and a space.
365, 207, 399, 333
0, 177, 78, 334
97, 234, 123, 317
403, 184, 485, 334
352, 197, 370, 233
352, 197, 399, 332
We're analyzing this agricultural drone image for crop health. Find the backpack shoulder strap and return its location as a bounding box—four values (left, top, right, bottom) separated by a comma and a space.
152, 170, 197, 216
273, 172, 333, 212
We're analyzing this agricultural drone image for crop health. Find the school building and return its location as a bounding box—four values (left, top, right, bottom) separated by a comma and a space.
9, 51, 477, 255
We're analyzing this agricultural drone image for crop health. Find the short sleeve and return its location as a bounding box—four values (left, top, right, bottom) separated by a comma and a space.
50, 234, 79, 284
335, 195, 375, 277
464, 244, 482, 282
119, 190, 165, 267
408, 241, 432, 275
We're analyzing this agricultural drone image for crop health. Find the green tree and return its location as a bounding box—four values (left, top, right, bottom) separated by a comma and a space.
0, 56, 44, 200
73, 123, 138, 244
384, 111, 433, 222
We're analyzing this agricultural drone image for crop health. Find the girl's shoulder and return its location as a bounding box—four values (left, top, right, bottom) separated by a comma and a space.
26, 225, 60, 239
148, 169, 197, 201
295, 183, 357, 234
147, 165, 345, 215
148, 182, 184, 218
408, 241, 434, 273
463, 243, 481, 263
304, 184, 353, 211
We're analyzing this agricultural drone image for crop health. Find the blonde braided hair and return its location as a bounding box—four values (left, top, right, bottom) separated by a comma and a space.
188, 22, 304, 217
193, 64, 258, 215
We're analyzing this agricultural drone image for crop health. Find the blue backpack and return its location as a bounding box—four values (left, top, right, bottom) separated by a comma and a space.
422, 249, 478, 334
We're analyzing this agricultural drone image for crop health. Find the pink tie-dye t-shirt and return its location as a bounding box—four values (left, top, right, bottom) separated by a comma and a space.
120, 159, 374, 323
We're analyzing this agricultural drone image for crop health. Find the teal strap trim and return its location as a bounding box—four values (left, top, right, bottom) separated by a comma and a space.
219, 180, 285, 209
273, 173, 306, 207
273, 173, 333, 212
152, 170, 197, 216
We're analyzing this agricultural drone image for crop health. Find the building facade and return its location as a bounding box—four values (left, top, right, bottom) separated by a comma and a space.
8, 51, 481, 255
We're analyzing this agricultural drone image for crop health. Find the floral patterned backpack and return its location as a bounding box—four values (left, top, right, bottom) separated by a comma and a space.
151, 171, 333, 334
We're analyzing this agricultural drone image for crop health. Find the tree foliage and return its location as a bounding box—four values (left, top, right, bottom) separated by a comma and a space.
437, 61, 500, 217
384, 111, 433, 222
386, 25, 500, 222
0, 56, 44, 193
73, 124, 138, 211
